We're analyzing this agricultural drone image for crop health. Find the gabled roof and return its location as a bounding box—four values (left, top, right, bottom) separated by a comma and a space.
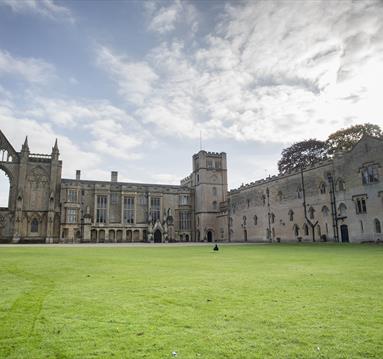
347, 134, 383, 153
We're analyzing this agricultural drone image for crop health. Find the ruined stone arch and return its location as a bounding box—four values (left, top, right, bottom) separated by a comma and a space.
0, 130, 18, 163
0, 163, 15, 208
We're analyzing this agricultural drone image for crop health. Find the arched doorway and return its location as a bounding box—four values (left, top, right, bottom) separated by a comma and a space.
154, 229, 162, 243
207, 230, 213, 242
91, 229, 97, 242
340, 224, 349, 243
99, 229, 105, 243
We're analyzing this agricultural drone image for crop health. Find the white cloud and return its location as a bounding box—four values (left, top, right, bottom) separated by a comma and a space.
19, 95, 151, 160
0, 105, 101, 179
2, 0, 74, 23
0, 50, 55, 84
145, 0, 198, 35
100, 0, 383, 144
96, 46, 158, 106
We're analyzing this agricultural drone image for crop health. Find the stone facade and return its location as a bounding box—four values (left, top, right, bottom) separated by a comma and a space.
228, 136, 383, 243
0, 129, 381, 243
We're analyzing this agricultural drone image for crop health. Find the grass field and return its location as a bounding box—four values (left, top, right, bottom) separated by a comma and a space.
0, 243, 382, 359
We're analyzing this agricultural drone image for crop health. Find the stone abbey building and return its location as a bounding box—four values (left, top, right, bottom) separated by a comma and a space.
0, 129, 382, 244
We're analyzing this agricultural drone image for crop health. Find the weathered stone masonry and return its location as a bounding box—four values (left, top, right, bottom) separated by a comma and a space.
0, 129, 381, 243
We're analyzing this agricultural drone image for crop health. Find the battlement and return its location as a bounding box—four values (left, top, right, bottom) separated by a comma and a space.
180, 174, 192, 185
193, 150, 226, 159
229, 157, 335, 194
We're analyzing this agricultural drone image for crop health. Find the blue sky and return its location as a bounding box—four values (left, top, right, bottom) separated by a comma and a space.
0, 0, 383, 205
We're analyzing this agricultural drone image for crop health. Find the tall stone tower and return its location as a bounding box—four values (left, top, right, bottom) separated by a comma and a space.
192, 151, 227, 242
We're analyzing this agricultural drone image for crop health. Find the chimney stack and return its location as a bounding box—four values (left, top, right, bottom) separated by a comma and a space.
111, 171, 118, 182
76, 170, 81, 181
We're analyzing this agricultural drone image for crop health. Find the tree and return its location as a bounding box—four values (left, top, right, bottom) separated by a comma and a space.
278, 139, 327, 174
326, 123, 382, 154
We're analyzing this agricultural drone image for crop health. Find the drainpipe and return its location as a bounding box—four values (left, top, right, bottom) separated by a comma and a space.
266, 187, 272, 242
327, 173, 339, 242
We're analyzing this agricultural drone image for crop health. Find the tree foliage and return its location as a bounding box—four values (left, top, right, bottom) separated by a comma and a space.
277, 123, 382, 174
278, 139, 327, 174
326, 123, 382, 154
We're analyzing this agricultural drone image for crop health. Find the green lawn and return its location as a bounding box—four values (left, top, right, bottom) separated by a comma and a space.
0, 244, 382, 359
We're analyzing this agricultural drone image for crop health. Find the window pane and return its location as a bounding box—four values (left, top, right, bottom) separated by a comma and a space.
96, 195, 107, 223
151, 197, 161, 222
124, 197, 135, 224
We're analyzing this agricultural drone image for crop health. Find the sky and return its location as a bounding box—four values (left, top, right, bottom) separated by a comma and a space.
0, 0, 383, 206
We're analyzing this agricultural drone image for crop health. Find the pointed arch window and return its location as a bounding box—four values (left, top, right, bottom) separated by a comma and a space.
321, 205, 329, 217
303, 223, 309, 236
253, 215, 258, 225
293, 224, 299, 237
339, 203, 347, 216
336, 179, 345, 192
319, 183, 326, 194
309, 207, 315, 219
270, 213, 275, 224
31, 218, 39, 233
375, 218, 382, 234
297, 186, 303, 199
288, 209, 294, 222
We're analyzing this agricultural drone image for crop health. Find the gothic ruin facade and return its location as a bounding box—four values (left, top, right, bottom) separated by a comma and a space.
0, 129, 382, 244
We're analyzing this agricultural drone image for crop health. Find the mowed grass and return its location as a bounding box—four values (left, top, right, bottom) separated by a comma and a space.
0, 244, 382, 359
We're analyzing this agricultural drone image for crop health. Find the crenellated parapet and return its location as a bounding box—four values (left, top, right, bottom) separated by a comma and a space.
229, 157, 335, 194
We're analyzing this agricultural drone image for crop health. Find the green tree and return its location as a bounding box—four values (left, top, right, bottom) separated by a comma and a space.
278, 139, 327, 174
326, 123, 382, 154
